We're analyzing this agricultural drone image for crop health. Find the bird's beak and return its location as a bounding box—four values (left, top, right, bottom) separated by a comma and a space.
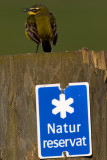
23, 8, 30, 12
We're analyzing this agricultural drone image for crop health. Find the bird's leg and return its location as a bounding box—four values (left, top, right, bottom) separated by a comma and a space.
36, 44, 39, 53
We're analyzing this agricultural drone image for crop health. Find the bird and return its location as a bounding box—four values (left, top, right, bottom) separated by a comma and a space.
23, 4, 58, 53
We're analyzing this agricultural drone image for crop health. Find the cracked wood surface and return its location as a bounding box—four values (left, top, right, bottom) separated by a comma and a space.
0, 51, 107, 160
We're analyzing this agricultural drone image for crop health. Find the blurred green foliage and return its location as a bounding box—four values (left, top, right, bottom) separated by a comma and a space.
0, 0, 107, 55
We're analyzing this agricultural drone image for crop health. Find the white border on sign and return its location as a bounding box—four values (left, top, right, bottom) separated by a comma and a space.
35, 82, 92, 159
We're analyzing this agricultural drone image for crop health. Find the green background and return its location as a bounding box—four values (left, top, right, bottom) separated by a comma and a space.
0, 0, 107, 55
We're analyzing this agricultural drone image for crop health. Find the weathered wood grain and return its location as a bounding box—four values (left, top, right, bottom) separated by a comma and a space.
0, 51, 107, 160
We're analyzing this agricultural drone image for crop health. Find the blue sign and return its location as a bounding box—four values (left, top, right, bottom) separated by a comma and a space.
36, 83, 92, 159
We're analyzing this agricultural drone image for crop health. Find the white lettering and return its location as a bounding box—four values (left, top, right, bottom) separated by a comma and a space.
43, 136, 87, 148
69, 124, 76, 133
47, 123, 55, 134
70, 139, 75, 146
47, 140, 53, 148
47, 123, 82, 134
63, 123, 68, 133
65, 139, 70, 147
82, 136, 87, 146
54, 139, 58, 148
76, 138, 82, 146
77, 124, 81, 132
56, 125, 62, 133
59, 139, 65, 147
43, 140, 47, 148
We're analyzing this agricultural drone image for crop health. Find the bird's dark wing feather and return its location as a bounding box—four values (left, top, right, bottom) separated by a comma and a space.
26, 23, 40, 44
49, 13, 58, 45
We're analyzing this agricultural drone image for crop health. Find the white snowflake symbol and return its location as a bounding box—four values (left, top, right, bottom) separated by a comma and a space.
52, 93, 74, 119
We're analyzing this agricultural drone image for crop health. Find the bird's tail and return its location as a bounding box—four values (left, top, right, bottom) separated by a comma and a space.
42, 40, 52, 52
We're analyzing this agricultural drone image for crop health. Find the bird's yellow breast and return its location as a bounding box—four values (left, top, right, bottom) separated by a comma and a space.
36, 15, 53, 40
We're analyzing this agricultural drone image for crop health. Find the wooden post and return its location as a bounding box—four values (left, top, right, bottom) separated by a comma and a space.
0, 51, 107, 160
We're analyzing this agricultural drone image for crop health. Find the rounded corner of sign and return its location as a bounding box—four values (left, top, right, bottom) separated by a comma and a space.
89, 148, 93, 156
38, 153, 44, 159
84, 82, 89, 87
85, 148, 92, 157
35, 85, 40, 92
86, 153, 92, 158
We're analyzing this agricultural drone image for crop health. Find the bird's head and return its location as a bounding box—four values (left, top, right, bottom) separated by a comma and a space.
23, 4, 49, 15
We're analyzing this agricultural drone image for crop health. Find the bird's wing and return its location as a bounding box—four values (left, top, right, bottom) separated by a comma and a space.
49, 13, 58, 45
26, 22, 40, 44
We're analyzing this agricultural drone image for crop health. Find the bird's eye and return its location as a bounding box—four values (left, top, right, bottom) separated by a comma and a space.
33, 8, 39, 12
33, 9, 36, 12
